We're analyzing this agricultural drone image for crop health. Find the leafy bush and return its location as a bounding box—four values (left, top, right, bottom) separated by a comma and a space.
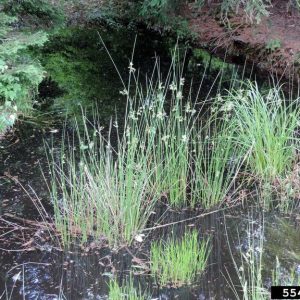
2, 0, 65, 26
0, 12, 47, 133
266, 39, 282, 52
139, 0, 193, 38
140, 0, 180, 21
220, 0, 271, 23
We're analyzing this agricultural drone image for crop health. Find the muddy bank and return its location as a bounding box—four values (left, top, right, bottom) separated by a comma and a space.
58, 0, 300, 84
184, 1, 300, 83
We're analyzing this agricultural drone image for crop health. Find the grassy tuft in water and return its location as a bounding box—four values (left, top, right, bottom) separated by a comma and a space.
47, 43, 300, 250
49, 113, 158, 248
144, 78, 193, 206
150, 231, 210, 286
229, 82, 299, 183
191, 117, 244, 209
48, 51, 195, 247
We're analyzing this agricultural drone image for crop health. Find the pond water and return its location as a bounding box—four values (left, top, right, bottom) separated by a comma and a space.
0, 25, 300, 300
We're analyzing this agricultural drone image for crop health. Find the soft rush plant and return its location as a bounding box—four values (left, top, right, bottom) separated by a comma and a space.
48, 47, 195, 247
49, 113, 157, 247
123, 50, 195, 207
191, 118, 243, 209
229, 82, 299, 183
146, 81, 194, 206
150, 231, 210, 286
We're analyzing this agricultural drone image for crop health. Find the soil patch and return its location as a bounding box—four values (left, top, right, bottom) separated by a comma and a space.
184, 0, 300, 82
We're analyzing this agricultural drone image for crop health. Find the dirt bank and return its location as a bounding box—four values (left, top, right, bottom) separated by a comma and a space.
185, 0, 300, 83
50, 0, 300, 83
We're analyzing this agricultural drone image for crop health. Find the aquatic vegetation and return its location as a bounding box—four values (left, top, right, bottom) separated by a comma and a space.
216, 81, 300, 210
48, 55, 196, 247
125, 55, 238, 208
47, 48, 195, 246
150, 231, 210, 286
228, 82, 299, 183
191, 118, 244, 209
49, 114, 158, 247
141, 78, 193, 206
108, 277, 150, 300
47, 37, 300, 250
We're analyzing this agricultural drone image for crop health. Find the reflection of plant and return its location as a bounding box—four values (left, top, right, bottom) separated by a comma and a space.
108, 277, 150, 300
267, 219, 300, 261
227, 215, 300, 300
227, 216, 269, 300
273, 258, 300, 287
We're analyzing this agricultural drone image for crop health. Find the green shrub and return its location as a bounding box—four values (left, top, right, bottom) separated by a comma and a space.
0, 12, 47, 134
221, 0, 271, 23
266, 39, 282, 52
2, 0, 65, 26
193, 0, 270, 24
140, 0, 181, 21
